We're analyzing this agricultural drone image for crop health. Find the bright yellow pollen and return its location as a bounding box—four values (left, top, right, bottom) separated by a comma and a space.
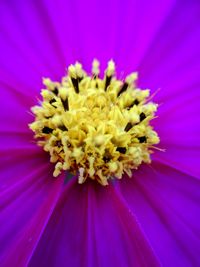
29, 59, 160, 185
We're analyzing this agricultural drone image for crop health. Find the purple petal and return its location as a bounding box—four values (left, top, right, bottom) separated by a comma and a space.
118, 163, 200, 266
28, 180, 160, 267
151, 87, 200, 178
135, 0, 200, 178
0, 2, 65, 85
138, 0, 200, 90
0, 167, 64, 266
0, 149, 48, 190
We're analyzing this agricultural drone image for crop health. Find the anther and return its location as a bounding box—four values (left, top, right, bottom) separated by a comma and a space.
61, 97, 69, 111
138, 136, 147, 143
140, 112, 146, 122
67, 142, 71, 148
68, 65, 79, 93
127, 99, 139, 110
56, 140, 62, 147
45, 115, 53, 119
105, 76, 112, 91
104, 60, 115, 91
117, 82, 128, 97
49, 99, 56, 104
59, 125, 68, 131
124, 122, 132, 132
53, 87, 58, 95
118, 72, 137, 97
71, 78, 79, 93
103, 156, 110, 163
49, 98, 57, 108
116, 147, 127, 154
133, 99, 139, 105
42, 126, 53, 134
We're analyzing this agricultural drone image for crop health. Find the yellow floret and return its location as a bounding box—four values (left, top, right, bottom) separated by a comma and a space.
29, 59, 160, 185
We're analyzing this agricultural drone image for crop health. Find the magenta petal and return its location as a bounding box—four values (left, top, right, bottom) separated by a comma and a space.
28, 181, 160, 267
0, 2, 65, 86
0, 150, 47, 192
151, 88, 200, 178
119, 163, 200, 266
0, 167, 64, 266
0, 116, 48, 192
116, 0, 175, 72
136, 0, 200, 180
153, 146, 200, 179
138, 0, 200, 90
155, 88, 200, 146
0, 85, 33, 134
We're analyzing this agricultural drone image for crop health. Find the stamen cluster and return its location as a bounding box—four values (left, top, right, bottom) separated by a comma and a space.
29, 60, 159, 185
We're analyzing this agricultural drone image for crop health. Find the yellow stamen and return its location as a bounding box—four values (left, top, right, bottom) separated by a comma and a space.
29, 59, 160, 185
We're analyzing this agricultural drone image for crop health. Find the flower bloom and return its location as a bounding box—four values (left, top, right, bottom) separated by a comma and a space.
0, 1, 200, 267
29, 60, 160, 185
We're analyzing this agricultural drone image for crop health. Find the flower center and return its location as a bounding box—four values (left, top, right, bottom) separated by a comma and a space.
29, 60, 160, 185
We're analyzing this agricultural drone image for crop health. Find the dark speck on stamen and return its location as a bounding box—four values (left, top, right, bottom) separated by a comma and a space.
116, 147, 126, 154
140, 112, 146, 122
53, 87, 58, 95
42, 126, 53, 134
138, 136, 147, 143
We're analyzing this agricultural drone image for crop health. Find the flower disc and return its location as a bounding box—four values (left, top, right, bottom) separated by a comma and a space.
29, 60, 160, 185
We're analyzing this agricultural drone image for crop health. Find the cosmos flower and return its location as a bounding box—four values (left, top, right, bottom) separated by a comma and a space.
29, 60, 160, 185
0, 0, 200, 266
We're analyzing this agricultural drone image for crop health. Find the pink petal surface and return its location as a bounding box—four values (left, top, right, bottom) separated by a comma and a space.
137, 0, 200, 179
28, 180, 160, 267
151, 86, 200, 178
0, 167, 64, 267
118, 163, 200, 267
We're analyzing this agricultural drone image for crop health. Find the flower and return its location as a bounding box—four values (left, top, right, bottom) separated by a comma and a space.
0, 1, 200, 267
29, 60, 160, 185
